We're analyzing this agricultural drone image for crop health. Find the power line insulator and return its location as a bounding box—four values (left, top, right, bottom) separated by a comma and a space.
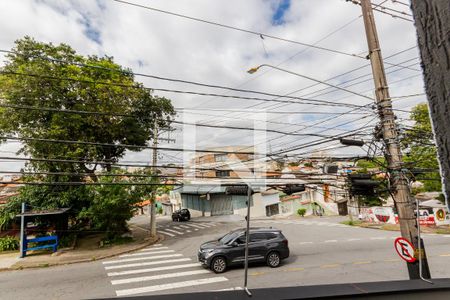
340, 138, 365, 147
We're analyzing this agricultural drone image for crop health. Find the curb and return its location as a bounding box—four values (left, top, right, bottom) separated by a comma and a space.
0, 234, 164, 272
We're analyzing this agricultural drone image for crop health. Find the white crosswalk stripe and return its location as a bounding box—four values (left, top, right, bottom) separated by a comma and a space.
164, 228, 184, 235
139, 246, 168, 251
120, 250, 175, 258
102, 244, 229, 296
116, 277, 228, 297
103, 254, 183, 264
159, 230, 175, 237
107, 262, 201, 276
104, 258, 191, 270
111, 269, 210, 285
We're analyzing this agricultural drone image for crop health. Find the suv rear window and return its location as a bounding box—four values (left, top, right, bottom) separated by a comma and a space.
250, 232, 278, 242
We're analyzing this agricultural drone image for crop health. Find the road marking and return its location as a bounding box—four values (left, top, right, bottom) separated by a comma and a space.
353, 261, 371, 265
104, 258, 191, 270
384, 258, 399, 262
179, 225, 191, 229
370, 237, 387, 240
283, 267, 305, 272
164, 228, 184, 235
249, 271, 265, 276
111, 269, 210, 285
194, 228, 199, 231
151, 244, 162, 247
159, 231, 175, 237
196, 223, 212, 228
299, 242, 313, 245
103, 254, 183, 265
439, 254, 450, 257
186, 230, 191, 233
347, 238, 361, 242
119, 250, 175, 257
186, 223, 205, 229
172, 226, 184, 230
443, 235, 450, 238
324, 240, 338, 243
107, 263, 201, 276
212, 287, 243, 291
320, 264, 340, 268
116, 277, 228, 297
139, 246, 168, 251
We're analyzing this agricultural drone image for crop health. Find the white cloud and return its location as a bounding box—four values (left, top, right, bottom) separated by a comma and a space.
0, 0, 424, 170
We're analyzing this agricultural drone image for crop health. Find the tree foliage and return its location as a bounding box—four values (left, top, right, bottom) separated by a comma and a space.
0, 37, 175, 235
401, 103, 441, 192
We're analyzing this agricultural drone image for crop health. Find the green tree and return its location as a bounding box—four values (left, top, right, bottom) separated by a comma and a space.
401, 103, 441, 192
0, 37, 175, 232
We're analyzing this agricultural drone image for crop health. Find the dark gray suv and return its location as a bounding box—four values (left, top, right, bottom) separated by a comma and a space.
198, 228, 289, 273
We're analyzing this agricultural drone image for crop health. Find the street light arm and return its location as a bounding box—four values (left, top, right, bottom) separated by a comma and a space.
247, 64, 373, 101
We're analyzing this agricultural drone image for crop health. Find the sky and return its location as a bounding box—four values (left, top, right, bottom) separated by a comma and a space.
0, 0, 425, 172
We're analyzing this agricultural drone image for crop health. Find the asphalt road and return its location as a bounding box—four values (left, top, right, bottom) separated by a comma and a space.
1, 215, 449, 299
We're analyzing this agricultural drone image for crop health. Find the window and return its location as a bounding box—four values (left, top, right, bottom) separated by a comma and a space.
215, 170, 230, 177
215, 154, 228, 162
235, 235, 246, 244
250, 233, 267, 242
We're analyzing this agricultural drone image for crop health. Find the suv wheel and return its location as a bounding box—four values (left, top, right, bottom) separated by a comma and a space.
267, 251, 281, 268
211, 256, 227, 273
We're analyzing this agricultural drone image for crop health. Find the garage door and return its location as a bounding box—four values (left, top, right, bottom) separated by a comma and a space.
211, 194, 233, 216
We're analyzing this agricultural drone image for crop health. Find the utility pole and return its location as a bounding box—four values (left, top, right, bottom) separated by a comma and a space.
360, 0, 430, 279
149, 120, 158, 237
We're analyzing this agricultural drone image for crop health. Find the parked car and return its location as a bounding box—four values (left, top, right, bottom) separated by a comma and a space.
172, 208, 191, 221
198, 228, 289, 273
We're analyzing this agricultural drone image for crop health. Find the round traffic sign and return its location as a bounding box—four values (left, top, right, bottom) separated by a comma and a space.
394, 237, 416, 263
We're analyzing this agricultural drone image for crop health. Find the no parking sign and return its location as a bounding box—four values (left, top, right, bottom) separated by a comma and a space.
394, 237, 416, 263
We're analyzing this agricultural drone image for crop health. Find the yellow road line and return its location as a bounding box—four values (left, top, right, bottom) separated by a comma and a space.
384, 258, 399, 262
249, 271, 266, 276
353, 261, 371, 265
439, 254, 450, 257
320, 264, 340, 268
283, 267, 305, 272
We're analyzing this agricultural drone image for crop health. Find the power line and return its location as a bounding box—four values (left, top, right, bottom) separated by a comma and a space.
199, 45, 417, 130
110, 0, 367, 59
0, 69, 365, 109
0, 103, 371, 138
0, 136, 258, 155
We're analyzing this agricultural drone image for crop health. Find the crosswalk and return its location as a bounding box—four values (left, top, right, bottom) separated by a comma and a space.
253, 219, 350, 228
102, 243, 228, 297
157, 221, 219, 238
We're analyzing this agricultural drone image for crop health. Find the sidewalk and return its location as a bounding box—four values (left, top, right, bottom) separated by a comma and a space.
0, 225, 162, 271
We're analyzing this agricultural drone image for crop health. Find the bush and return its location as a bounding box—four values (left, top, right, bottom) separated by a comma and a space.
297, 208, 307, 217
157, 207, 163, 214
0, 236, 19, 251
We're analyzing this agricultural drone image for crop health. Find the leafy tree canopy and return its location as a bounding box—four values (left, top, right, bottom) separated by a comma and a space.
0, 37, 175, 234
401, 103, 441, 192
0, 36, 175, 175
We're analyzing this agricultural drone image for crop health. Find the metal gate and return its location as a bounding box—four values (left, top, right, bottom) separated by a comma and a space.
211, 194, 233, 216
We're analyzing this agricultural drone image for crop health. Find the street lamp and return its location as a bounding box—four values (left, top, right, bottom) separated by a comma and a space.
247, 64, 373, 101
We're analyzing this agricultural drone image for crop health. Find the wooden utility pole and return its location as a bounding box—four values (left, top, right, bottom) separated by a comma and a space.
149, 121, 158, 237
410, 0, 450, 212
360, 0, 430, 279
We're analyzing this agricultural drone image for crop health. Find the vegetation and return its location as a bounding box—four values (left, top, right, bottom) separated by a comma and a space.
0, 37, 175, 238
401, 103, 441, 192
297, 208, 306, 217
0, 236, 19, 251
341, 220, 362, 226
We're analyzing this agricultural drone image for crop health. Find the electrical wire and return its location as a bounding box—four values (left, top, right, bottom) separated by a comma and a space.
110, 0, 367, 59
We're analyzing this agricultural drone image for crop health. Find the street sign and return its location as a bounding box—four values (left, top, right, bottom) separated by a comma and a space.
394, 237, 417, 263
